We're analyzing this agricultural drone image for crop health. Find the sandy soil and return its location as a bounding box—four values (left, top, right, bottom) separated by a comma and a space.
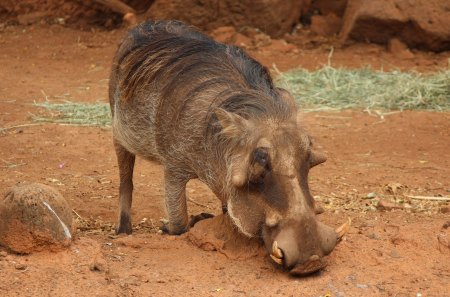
0, 24, 449, 297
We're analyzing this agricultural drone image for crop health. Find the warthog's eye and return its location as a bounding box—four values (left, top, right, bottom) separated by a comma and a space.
253, 147, 269, 167
248, 147, 271, 185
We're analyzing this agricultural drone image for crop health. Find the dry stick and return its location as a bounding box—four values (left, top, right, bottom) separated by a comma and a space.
188, 197, 209, 208
72, 209, 83, 220
92, 0, 136, 15
0, 123, 44, 132
406, 195, 450, 202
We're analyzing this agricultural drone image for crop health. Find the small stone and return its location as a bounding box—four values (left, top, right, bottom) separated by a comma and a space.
17, 12, 47, 25
15, 263, 27, 270
366, 192, 377, 199
0, 251, 7, 257
356, 284, 369, 289
90, 258, 108, 273
367, 233, 380, 240
122, 13, 137, 28
439, 206, 450, 214
310, 13, 342, 37
443, 221, 450, 229
377, 199, 403, 211
389, 249, 401, 258
388, 38, 415, 59
210, 26, 237, 44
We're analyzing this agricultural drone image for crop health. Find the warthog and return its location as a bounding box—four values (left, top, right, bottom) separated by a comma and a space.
109, 20, 349, 275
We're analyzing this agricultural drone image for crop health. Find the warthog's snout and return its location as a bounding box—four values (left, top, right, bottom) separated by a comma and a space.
264, 218, 351, 275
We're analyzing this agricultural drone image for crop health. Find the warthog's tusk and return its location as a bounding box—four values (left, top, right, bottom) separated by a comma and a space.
270, 254, 283, 265
309, 254, 320, 261
336, 218, 352, 241
270, 241, 284, 265
272, 241, 283, 259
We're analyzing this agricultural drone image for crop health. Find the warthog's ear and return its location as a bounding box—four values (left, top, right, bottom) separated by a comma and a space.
309, 149, 327, 168
214, 108, 251, 138
276, 87, 296, 105
308, 136, 327, 168
277, 88, 298, 122
277, 88, 297, 111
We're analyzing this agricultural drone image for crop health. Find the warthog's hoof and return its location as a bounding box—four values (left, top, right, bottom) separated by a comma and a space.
189, 213, 215, 227
0, 183, 73, 254
159, 213, 215, 235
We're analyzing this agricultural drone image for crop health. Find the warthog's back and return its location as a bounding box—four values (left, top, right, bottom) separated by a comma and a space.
109, 20, 291, 180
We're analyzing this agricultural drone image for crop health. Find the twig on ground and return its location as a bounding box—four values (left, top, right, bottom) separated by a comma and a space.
271, 63, 282, 76
314, 115, 352, 119
406, 195, 450, 202
1, 159, 26, 168
40, 89, 49, 101
188, 197, 209, 208
0, 123, 43, 133
72, 209, 83, 220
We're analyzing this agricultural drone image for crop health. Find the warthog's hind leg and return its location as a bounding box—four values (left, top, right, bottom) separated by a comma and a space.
114, 140, 135, 234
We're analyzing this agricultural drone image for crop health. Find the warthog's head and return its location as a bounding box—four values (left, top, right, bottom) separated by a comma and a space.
214, 90, 349, 275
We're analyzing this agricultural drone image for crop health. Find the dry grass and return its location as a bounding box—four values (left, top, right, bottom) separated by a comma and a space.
276, 66, 450, 112
31, 101, 111, 127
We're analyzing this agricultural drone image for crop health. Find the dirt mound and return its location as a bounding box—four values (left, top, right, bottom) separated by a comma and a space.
339, 0, 450, 52
3, 0, 450, 51
187, 214, 264, 260
0, 183, 73, 254
145, 0, 309, 38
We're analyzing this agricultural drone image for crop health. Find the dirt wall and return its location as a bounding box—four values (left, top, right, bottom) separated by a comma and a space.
1, 0, 449, 51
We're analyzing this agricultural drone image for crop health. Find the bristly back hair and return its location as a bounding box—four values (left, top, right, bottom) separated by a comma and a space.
113, 20, 295, 130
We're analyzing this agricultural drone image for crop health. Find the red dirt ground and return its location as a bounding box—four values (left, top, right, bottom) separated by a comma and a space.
0, 24, 449, 296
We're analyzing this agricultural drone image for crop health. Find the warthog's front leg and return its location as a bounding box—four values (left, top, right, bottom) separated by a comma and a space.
163, 167, 190, 235
162, 167, 215, 235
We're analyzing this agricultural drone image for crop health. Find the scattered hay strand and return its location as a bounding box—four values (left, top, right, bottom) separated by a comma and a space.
277, 66, 450, 111
31, 101, 111, 127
